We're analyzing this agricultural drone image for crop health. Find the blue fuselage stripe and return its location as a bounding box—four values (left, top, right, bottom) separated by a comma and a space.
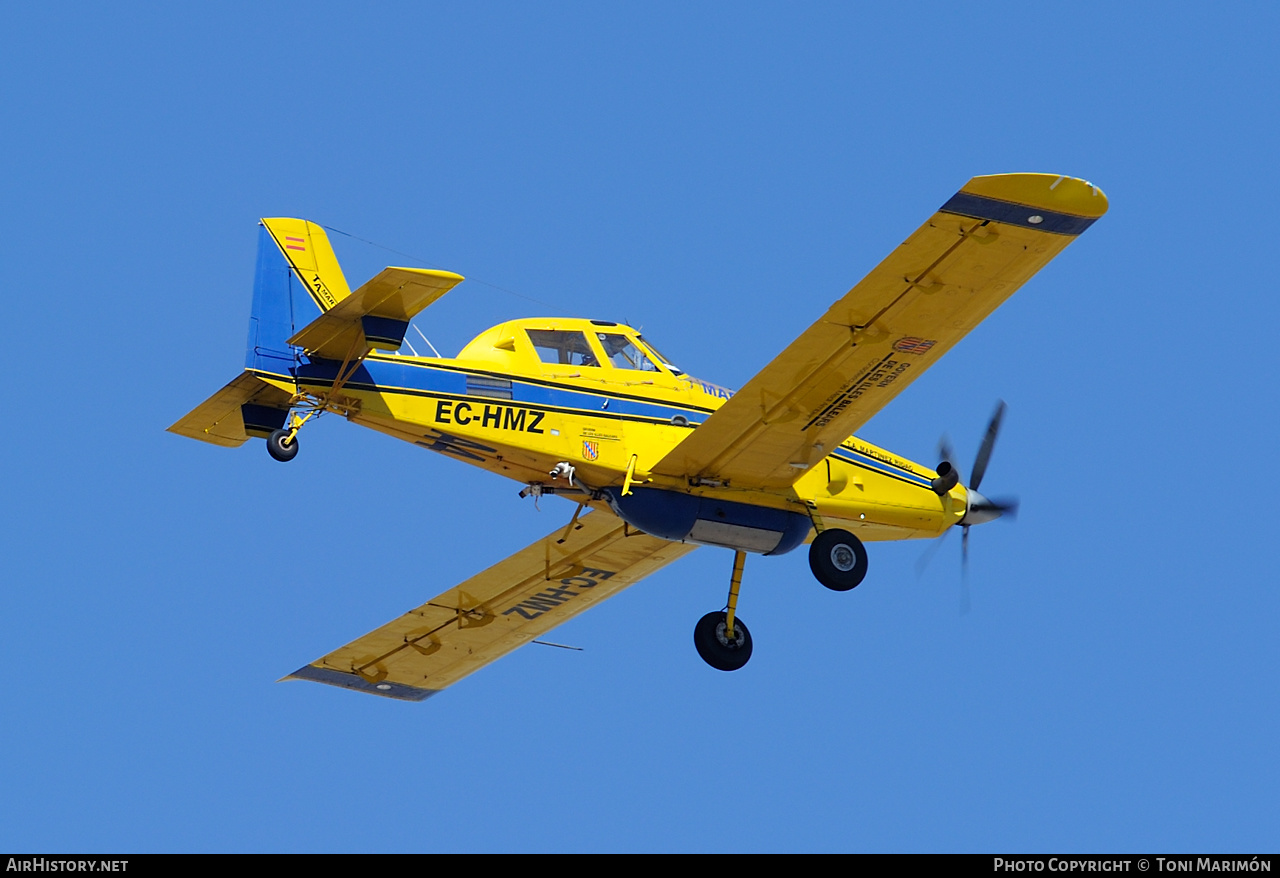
258, 359, 942, 490
279, 357, 714, 426
829, 448, 932, 488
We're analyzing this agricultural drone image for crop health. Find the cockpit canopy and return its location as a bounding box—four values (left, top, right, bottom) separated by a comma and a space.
456, 318, 681, 375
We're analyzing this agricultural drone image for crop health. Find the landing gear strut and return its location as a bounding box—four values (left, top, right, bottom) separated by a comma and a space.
265, 408, 323, 463
264, 334, 368, 463
694, 550, 753, 671
809, 528, 868, 591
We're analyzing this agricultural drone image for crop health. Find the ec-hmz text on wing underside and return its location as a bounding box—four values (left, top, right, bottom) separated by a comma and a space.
653, 173, 1107, 489
287, 506, 695, 700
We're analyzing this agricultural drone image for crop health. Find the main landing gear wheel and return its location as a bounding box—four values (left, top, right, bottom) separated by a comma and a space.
809, 528, 868, 591
266, 429, 299, 462
694, 611, 753, 671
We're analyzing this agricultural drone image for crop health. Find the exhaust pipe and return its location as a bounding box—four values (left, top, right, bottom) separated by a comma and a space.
930, 461, 960, 495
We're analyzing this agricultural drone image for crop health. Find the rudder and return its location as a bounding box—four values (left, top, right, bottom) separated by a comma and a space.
261, 218, 351, 310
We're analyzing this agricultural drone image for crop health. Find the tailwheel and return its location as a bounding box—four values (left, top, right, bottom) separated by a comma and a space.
694, 611, 753, 671
266, 428, 299, 462
809, 528, 868, 591
266, 408, 320, 463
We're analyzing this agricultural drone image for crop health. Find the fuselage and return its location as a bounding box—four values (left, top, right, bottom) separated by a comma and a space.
253, 316, 968, 553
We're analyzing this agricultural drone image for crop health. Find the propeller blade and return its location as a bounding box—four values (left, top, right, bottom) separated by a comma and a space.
960, 525, 972, 615
988, 496, 1019, 520
969, 400, 1006, 492
914, 529, 951, 579
938, 434, 956, 470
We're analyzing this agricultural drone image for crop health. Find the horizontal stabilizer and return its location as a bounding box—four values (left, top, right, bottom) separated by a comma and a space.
287, 267, 464, 360
167, 372, 293, 447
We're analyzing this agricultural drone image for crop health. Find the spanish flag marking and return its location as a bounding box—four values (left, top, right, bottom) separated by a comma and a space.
285, 236, 306, 253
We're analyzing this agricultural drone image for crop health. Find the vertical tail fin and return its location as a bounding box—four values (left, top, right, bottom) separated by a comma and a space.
246, 218, 351, 374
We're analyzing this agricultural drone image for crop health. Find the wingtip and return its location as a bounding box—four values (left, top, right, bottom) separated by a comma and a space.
285, 664, 440, 701
962, 173, 1109, 218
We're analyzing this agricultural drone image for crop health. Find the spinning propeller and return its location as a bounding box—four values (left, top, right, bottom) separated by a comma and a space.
916, 401, 1020, 608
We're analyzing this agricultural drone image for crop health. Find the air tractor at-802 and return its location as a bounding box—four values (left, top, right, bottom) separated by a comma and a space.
171, 173, 1106, 700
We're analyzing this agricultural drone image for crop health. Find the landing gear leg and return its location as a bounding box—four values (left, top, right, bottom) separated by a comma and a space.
694, 550, 753, 671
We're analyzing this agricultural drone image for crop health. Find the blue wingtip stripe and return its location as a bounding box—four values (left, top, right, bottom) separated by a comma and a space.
288, 665, 439, 701
940, 191, 1098, 236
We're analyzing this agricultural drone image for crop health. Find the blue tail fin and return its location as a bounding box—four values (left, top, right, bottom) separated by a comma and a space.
245, 219, 351, 374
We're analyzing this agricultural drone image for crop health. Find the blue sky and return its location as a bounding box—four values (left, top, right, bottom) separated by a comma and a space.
2, 3, 1277, 852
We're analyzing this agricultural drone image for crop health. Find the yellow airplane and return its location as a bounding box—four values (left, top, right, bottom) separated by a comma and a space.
170, 172, 1107, 701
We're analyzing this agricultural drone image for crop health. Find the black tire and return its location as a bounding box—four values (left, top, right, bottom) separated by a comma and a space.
809, 528, 868, 591
266, 429, 299, 462
693, 611, 753, 671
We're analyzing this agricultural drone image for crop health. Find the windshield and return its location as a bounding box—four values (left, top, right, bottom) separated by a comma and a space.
636, 335, 682, 374
596, 333, 659, 371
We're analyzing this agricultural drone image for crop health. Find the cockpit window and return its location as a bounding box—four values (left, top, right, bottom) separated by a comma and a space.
527, 330, 599, 367
596, 333, 659, 371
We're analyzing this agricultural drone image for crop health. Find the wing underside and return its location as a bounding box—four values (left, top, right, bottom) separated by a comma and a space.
287, 506, 694, 700
653, 173, 1108, 488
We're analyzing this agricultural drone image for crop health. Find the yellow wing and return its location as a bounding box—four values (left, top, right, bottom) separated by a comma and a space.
653, 173, 1108, 488
286, 506, 695, 700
